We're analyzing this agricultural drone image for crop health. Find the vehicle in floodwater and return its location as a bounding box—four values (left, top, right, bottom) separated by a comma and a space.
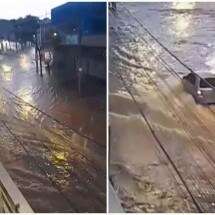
182, 72, 215, 104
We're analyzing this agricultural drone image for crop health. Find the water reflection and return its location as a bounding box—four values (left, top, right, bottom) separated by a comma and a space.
0, 46, 106, 212
51, 150, 70, 172
17, 88, 35, 120
18, 88, 33, 103
169, 2, 196, 39
172, 2, 195, 10
19, 54, 31, 71
110, 3, 215, 212
173, 15, 192, 38
0, 94, 6, 114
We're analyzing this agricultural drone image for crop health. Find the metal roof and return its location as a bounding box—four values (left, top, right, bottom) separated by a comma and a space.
51, 2, 106, 36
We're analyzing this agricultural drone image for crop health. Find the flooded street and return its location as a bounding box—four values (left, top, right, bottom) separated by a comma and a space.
109, 2, 215, 213
0, 48, 106, 212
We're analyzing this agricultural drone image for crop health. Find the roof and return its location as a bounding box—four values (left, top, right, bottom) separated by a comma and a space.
52, 2, 106, 12
51, 2, 106, 35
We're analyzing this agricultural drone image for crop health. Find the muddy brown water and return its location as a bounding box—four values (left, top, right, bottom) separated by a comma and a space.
109, 3, 215, 213
0, 48, 106, 212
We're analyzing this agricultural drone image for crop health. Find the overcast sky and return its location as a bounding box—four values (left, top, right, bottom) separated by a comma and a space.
0, 0, 69, 19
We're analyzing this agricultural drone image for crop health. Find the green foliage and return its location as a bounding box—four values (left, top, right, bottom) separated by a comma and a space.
0, 15, 41, 44
13, 15, 40, 43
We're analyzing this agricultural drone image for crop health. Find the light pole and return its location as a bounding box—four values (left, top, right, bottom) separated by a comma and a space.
33, 34, 39, 73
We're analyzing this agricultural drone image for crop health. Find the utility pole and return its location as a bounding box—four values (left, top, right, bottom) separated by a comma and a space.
78, 66, 83, 96
39, 47, 43, 76
34, 34, 39, 73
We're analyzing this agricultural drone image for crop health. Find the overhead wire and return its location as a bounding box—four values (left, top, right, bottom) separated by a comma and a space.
123, 7, 215, 90
110, 6, 215, 211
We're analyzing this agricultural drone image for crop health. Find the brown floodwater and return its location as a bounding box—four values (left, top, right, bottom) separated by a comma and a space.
0, 48, 106, 212
109, 3, 215, 213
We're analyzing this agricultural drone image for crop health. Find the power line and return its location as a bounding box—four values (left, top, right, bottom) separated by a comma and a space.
1, 120, 77, 212
115, 67, 202, 212
123, 6, 215, 125
124, 7, 215, 91
1, 86, 103, 147
110, 10, 207, 211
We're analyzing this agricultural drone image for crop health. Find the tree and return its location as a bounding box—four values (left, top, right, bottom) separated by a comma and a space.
13, 15, 40, 45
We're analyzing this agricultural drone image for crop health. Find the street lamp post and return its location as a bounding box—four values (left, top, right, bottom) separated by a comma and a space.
39, 48, 43, 76
33, 34, 39, 73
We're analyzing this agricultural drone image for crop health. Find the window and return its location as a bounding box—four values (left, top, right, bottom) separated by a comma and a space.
200, 78, 215, 88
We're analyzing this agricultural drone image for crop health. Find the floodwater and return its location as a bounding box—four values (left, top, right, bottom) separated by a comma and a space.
109, 2, 215, 213
0, 48, 106, 212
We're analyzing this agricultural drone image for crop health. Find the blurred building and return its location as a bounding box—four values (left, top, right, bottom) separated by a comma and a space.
37, 2, 106, 80
51, 2, 106, 47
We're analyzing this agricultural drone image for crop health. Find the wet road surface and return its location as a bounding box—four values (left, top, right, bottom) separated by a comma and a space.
109, 3, 215, 212
0, 48, 106, 212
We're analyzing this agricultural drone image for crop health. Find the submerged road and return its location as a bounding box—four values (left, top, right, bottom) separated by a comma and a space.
109, 3, 215, 213
0, 49, 106, 212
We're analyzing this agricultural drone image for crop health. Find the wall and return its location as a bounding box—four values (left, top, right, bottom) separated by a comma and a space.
52, 45, 106, 80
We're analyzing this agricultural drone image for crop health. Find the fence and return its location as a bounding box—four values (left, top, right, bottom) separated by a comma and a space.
0, 163, 33, 213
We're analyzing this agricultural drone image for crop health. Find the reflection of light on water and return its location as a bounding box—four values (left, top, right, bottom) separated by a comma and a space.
51, 149, 71, 177
18, 88, 33, 103
169, 2, 196, 39
0, 64, 12, 81
20, 54, 30, 71
21, 104, 32, 119
0, 95, 6, 114
17, 88, 35, 119
21, 94, 32, 103
172, 2, 195, 10
175, 16, 191, 37
53, 151, 68, 164
170, 14, 193, 38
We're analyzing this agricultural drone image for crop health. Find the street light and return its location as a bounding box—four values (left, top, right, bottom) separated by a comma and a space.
33, 34, 37, 44
78, 67, 83, 72
53, 32, 58, 37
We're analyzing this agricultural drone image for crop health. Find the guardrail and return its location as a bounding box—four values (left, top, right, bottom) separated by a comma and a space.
0, 163, 33, 213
